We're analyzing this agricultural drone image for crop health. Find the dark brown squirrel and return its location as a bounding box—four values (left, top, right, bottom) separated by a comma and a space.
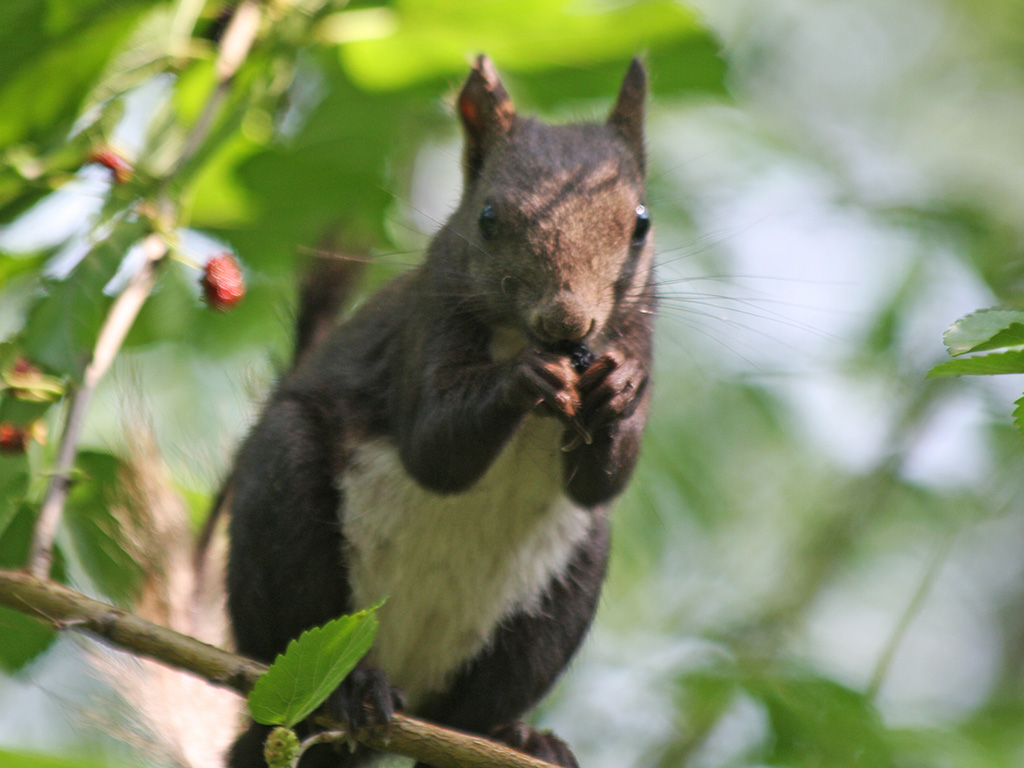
225, 56, 656, 768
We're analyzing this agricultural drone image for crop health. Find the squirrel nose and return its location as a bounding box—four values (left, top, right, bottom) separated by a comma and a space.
530, 294, 595, 343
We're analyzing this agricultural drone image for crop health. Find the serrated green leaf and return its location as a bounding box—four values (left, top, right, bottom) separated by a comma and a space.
943, 309, 1024, 356
1014, 396, 1024, 437
971, 322, 1024, 354
248, 604, 381, 728
927, 350, 1024, 378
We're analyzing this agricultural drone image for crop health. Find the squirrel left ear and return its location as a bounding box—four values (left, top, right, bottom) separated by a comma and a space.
608, 58, 647, 176
458, 55, 517, 183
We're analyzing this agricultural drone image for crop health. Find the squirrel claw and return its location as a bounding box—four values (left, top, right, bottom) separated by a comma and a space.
561, 418, 592, 451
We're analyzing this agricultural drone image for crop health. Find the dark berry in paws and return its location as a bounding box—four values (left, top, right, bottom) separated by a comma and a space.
546, 340, 596, 374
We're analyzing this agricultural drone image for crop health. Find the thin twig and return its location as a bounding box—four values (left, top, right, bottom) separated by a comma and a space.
29, 235, 168, 579
293, 730, 351, 767
866, 534, 956, 700
172, 0, 262, 175
0, 569, 562, 768
216, 0, 262, 83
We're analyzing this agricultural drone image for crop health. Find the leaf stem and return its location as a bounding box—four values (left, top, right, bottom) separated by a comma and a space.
293, 730, 349, 767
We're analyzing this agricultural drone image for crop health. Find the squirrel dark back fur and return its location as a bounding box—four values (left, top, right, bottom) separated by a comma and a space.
226, 56, 656, 768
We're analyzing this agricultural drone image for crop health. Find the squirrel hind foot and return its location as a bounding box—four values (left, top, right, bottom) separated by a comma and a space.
489, 721, 581, 768
323, 664, 406, 734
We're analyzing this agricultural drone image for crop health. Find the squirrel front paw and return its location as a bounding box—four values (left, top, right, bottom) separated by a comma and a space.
508, 348, 581, 422
577, 349, 648, 430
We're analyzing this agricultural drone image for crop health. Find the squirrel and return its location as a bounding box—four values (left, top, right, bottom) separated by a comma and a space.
225, 55, 656, 768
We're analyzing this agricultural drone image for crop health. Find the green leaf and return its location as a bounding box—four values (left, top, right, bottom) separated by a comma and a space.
0, 606, 57, 673
763, 679, 893, 766
742, 666, 895, 767
972, 322, 1024, 354
1014, 396, 1024, 436
678, 663, 895, 767
0, 505, 59, 669
0, 454, 29, 537
942, 309, 1024, 356
248, 604, 382, 728
927, 350, 1024, 378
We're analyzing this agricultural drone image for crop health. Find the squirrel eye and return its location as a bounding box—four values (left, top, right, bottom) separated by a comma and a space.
479, 203, 498, 240
631, 205, 650, 247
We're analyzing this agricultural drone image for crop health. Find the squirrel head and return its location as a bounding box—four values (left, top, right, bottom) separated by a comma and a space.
441, 56, 653, 348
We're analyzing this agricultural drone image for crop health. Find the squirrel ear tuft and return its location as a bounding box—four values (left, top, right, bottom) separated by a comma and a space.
458, 55, 516, 182
608, 57, 647, 176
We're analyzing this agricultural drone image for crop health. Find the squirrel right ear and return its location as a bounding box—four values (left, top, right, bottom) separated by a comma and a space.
608, 58, 647, 176
458, 55, 516, 182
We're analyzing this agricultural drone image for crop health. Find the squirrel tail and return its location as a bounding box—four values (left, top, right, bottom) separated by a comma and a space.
293, 240, 368, 368
89, 424, 240, 768
90, 244, 367, 765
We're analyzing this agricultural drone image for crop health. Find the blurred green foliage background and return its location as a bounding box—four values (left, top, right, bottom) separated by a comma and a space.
1, 0, 1024, 766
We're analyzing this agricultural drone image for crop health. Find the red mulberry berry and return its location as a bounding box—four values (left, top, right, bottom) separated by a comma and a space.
202, 252, 247, 311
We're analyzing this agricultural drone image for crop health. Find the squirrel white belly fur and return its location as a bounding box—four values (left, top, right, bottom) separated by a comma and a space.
225, 55, 656, 768
342, 416, 592, 708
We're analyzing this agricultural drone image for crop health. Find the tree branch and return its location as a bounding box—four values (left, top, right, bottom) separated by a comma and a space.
0, 567, 258, 692
0, 569, 563, 768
